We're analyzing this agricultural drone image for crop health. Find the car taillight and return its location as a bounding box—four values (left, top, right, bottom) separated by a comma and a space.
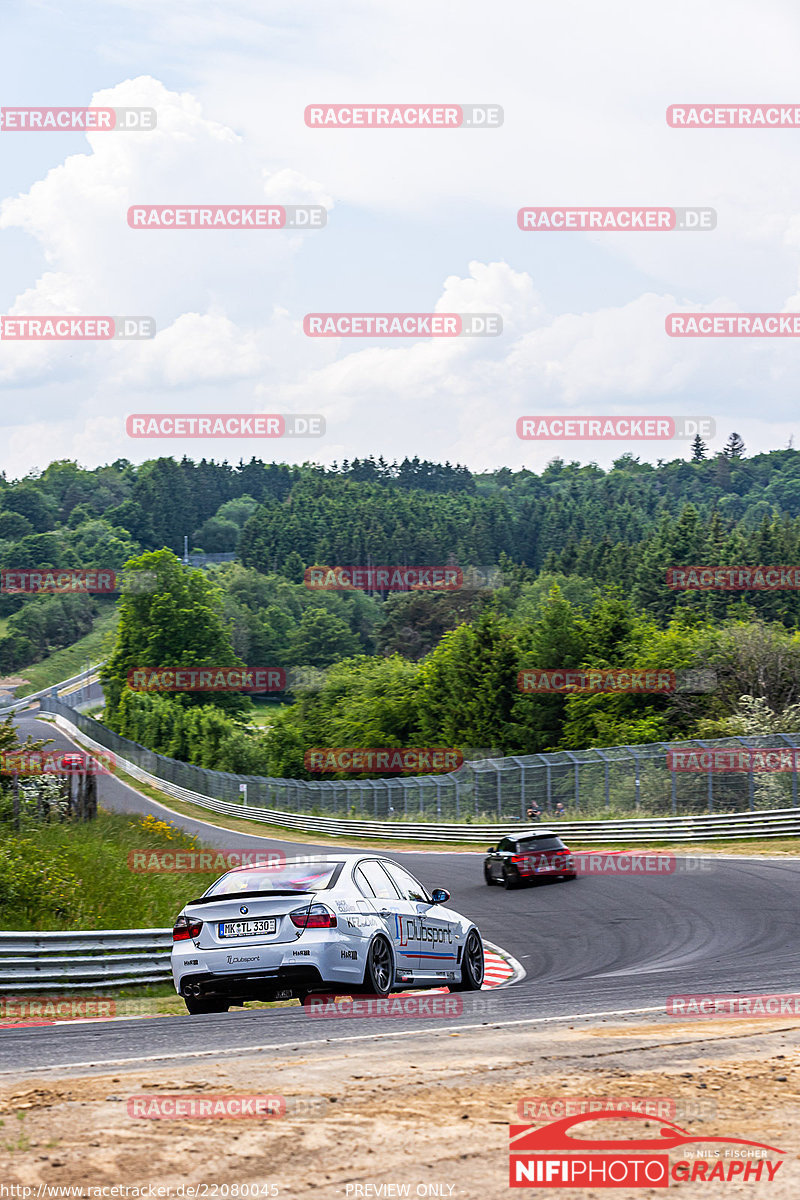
290, 904, 337, 929
173, 914, 203, 942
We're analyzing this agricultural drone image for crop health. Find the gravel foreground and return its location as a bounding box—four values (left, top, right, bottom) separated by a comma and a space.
0, 1012, 796, 1198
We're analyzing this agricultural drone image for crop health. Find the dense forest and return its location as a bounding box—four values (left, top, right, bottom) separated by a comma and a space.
6, 440, 800, 775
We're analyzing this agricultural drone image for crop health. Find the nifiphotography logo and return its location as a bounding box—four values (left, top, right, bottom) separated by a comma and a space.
509, 1110, 785, 1187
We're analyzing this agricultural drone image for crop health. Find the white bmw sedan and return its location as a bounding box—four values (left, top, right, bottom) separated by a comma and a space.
172, 854, 484, 1013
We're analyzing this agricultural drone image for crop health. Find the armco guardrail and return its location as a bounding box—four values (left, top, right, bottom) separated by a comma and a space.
42, 686, 800, 821
41, 709, 800, 842
0, 929, 172, 992
0, 664, 100, 718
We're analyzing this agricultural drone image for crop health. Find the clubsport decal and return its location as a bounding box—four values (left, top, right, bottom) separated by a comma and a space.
394, 915, 459, 960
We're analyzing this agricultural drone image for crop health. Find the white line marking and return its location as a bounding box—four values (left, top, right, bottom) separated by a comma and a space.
0, 1006, 669, 1074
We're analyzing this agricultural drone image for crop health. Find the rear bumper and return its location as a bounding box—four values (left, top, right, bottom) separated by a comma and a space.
179, 965, 327, 1002
515, 867, 576, 882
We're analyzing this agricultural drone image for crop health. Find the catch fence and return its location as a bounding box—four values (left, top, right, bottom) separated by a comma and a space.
39, 691, 800, 821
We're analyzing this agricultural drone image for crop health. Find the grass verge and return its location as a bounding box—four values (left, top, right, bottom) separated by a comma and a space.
0, 809, 217, 930
12, 603, 119, 697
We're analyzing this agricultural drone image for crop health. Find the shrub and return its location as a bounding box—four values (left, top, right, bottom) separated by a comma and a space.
0, 839, 79, 920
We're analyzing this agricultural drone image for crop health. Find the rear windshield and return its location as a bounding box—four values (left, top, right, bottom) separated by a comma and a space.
517, 837, 567, 852
205, 862, 341, 896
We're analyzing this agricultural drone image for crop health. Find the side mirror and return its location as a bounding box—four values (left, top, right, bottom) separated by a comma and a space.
430, 888, 450, 904
487, 846, 495, 854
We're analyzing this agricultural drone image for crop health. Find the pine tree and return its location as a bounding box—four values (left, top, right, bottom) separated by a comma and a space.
723, 432, 746, 459
691, 434, 708, 462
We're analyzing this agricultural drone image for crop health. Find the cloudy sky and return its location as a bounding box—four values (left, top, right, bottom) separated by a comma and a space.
2, 0, 800, 478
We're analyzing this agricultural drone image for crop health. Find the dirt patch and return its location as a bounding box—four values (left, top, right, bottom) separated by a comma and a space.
0, 675, 29, 695
0, 1014, 797, 1198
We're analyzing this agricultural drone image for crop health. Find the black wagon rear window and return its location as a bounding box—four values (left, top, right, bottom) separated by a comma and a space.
517, 836, 567, 852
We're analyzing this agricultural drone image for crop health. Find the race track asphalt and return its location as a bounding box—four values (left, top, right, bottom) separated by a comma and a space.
3, 709, 800, 1073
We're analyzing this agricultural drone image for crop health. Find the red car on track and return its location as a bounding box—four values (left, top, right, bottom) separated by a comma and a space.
484, 828, 577, 889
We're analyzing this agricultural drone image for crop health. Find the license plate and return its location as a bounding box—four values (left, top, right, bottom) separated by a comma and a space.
218, 918, 277, 938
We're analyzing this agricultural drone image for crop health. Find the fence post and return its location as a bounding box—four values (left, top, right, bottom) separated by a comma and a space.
85, 771, 97, 821
595, 749, 610, 813
509, 756, 527, 819
671, 758, 677, 816
624, 748, 641, 811
563, 752, 579, 814
776, 734, 798, 807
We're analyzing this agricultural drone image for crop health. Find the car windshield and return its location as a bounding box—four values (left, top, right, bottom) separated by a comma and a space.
205, 862, 341, 896
517, 836, 567, 852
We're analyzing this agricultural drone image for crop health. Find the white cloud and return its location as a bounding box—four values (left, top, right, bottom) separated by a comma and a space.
3, 3, 800, 476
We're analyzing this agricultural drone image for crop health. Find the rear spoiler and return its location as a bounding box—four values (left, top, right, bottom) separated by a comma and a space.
186, 889, 312, 906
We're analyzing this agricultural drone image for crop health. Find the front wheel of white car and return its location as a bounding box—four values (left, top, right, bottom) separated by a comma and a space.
361, 934, 394, 996
449, 930, 484, 992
